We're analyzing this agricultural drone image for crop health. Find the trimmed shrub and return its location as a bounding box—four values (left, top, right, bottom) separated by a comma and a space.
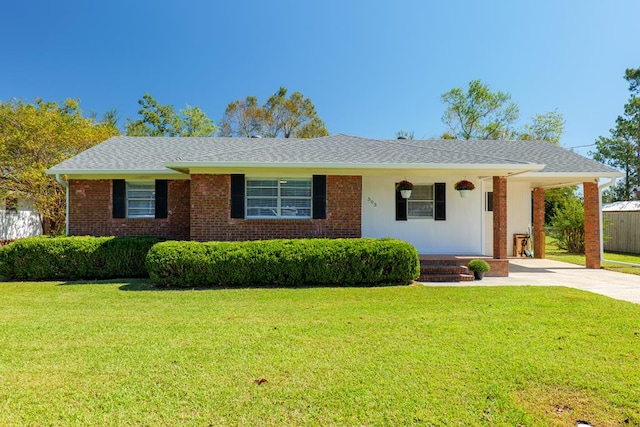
467, 259, 490, 273
146, 238, 420, 287
0, 236, 163, 280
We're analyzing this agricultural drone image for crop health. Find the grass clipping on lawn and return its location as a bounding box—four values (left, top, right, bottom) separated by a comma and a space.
0, 281, 639, 426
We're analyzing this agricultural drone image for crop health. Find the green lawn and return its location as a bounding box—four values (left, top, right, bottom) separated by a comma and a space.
1, 281, 639, 426
546, 237, 640, 276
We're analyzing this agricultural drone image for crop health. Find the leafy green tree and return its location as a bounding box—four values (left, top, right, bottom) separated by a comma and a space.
219, 87, 328, 138
551, 197, 585, 253
543, 187, 577, 225
0, 98, 119, 234
518, 109, 571, 224
125, 94, 216, 137
592, 135, 636, 200
440, 79, 520, 140
440, 80, 573, 224
519, 110, 565, 145
218, 96, 265, 138
178, 105, 218, 137
591, 67, 640, 201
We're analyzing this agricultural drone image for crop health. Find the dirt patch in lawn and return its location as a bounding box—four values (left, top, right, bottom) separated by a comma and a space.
516, 386, 632, 426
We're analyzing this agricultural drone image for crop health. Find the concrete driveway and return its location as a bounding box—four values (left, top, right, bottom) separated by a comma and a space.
421, 258, 640, 305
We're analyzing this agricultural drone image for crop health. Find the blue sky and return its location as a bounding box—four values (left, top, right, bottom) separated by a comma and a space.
2, 0, 638, 157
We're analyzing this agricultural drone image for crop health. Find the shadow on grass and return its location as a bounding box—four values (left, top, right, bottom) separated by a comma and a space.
508, 263, 586, 274
44, 278, 410, 291
55, 278, 154, 290
118, 280, 411, 292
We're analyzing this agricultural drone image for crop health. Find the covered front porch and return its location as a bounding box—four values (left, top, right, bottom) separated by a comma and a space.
417, 175, 607, 282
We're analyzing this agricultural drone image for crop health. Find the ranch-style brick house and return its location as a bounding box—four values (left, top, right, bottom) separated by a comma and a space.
47, 134, 621, 277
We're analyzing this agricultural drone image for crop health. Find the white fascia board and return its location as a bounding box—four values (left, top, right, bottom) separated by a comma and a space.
45, 168, 187, 176
164, 161, 546, 173
517, 171, 623, 179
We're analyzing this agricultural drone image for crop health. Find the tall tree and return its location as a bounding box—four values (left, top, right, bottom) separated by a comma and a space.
440, 80, 573, 223
219, 87, 328, 138
441, 79, 519, 140
519, 110, 565, 145
218, 96, 266, 138
0, 98, 119, 234
125, 93, 216, 137
591, 67, 640, 201
179, 105, 218, 137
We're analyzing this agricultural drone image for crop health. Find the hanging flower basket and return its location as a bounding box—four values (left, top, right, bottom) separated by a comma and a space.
396, 180, 414, 191
454, 180, 475, 198
454, 180, 475, 191
396, 180, 413, 199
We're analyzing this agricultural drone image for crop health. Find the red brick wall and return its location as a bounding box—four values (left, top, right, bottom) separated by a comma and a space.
583, 181, 601, 269
493, 176, 508, 259
533, 187, 545, 259
189, 174, 362, 241
68, 179, 190, 239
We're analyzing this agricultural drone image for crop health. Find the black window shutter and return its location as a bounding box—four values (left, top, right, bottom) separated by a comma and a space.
155, 180, 168, 219
312, 175, 327, 219
113, 179, 126, 218
434, 182, 446, 221
230, 174, 245, 218
395, 184, 407, 221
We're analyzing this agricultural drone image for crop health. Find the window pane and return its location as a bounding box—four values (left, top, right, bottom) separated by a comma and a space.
281, 198, 312, 217
247, 179, 278, 188
247, 187, 278, 197
247, 198, 277, 209
246, 198, 277, 217
281, 180, 312, 197
408, 201, 433, 219
246, 178, 312, 219
411, 185, 433, 200
247, 207, 277, 217
127, 183, 155, 218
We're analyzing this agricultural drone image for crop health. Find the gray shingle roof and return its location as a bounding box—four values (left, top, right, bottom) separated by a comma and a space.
47, 134, 620, 176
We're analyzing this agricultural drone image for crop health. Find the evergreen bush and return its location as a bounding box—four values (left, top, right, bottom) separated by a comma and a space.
0, 236, 162, 280
146, 238, 420, 288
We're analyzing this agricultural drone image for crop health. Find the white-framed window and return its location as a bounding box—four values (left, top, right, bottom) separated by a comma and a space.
246, 178, 312, 218
407, 184, 434, 219
127, 182, 155, 218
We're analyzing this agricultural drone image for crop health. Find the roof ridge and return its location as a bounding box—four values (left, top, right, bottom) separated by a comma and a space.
174, 138, 299, 161
391, 138, 539, 165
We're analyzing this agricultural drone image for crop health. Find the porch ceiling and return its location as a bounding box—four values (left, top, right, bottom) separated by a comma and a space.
509, 172, 621, 189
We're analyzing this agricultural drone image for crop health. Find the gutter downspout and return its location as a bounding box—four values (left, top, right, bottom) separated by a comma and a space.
55, 174, 69, 236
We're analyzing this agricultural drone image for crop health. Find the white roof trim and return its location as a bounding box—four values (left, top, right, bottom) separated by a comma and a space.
518, 171, 623, 179
45, 168, 186, 176
163, 161, 547, 172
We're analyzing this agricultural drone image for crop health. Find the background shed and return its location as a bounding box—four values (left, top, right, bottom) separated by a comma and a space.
603, 201, 640, 254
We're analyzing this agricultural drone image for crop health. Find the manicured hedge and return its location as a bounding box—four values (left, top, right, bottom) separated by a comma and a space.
0, 236, 163, 280
146, 238, 420, 287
